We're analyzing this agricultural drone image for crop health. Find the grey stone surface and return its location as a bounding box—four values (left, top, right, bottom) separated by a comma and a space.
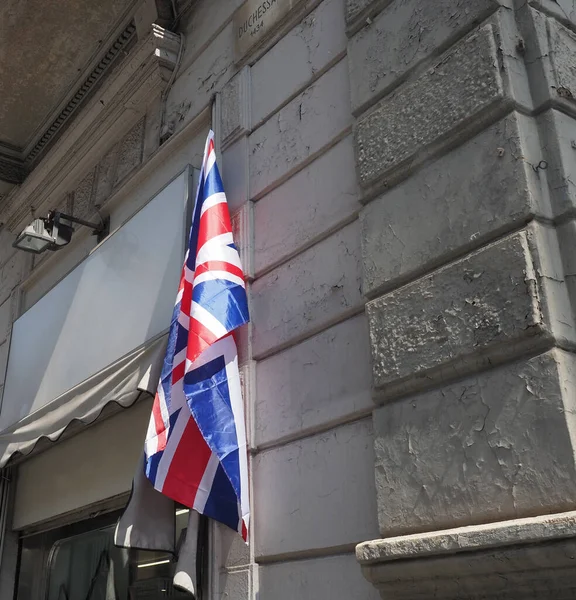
346, 0, 392, 26
249, 58, 351, 200
535, 109, 576, 219
72, 168, 96, 221
260, 553, 380, 600
361, 113, 542, 297
251, 0, 347, 126
168, 22, 235, 136
532, 0, 576, 28
0, 253, 22, 307
348, 0, 498, 114
0, 340, 8, 386
94, 142, 120, 207
114, 118, 144, 186
251, 220, 363, 359
255, 314, 373, 447
359, 508, 576, 564
372, 350, 576, 537
221, 66, 250, 145
558, 218, 576, 318
218, 522, 251, 568
222, 133, 249, 215
0, 295, 14, 346
366, 232, 547, 395
254, 135, 360, 276
522, 9, 576, 112
0, 228, 16, 269
355, 24, 505, 195
254, 418, 379, 558
358, 511, 576, 599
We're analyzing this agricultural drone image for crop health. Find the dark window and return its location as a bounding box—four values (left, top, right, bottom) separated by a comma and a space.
16, 508, 207, 600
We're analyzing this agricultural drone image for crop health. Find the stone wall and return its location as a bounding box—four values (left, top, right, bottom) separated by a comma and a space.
5, 0, 576, 598
347, 0, 576, 598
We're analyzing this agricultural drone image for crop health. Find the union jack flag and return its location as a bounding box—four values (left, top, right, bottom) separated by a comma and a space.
144, 130, 250, 540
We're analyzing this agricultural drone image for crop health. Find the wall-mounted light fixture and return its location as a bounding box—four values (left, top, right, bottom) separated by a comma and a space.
13, 211, 109, 254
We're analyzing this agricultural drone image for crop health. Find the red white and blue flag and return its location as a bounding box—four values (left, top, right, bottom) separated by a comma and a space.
144, 130, 250, 540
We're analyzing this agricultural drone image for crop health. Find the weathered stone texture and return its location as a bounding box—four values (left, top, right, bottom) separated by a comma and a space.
219, 523, 250, 568
219, 569, 249, 600
221, 66, 250, 145
255, 314, 372, 447
254, 135, 360, 276
346, 0, 392, 25
358, 511, 576, 600
532, 0, 576, 28
0, 254, 23, 307
72, 168, 96, 221
222, 135, 249, 215
254, 419, 379, 558
524, 9, 576, 112
260, 554, 381, 600
372, 350, 576, 537
348, 0, 498, 113
251, 220, 362, 359
535, 110, 576, 219
355, 24, 505, 194
94, 143, 120, 207
0, 228, 16, 268
366, 232, 546, 394
168, 22, 234, 135
0, 296, 14, 347
361, 113, 541, 297
251, 0, 347, 126
114, 118, 144, 186
249, 58, 351, 199
231, 202, 253, 281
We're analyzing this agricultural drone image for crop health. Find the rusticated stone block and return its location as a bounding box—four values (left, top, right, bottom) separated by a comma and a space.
361, 113, 542, 297
249, 59, 351, 200
114, 118, 144, 186
261, 554, 380, 600
366, 232, 547, 394
524, 9, 576, 112
535, 109, 576, 219
251, 220, 363, 359
255, 314, 373, 447
355, 24, 506, 195
254, 419, 378, 558
349, 0, 498, 114
251, 0, 347, 126
254, 135, 360, 277
372, 350, 576, 537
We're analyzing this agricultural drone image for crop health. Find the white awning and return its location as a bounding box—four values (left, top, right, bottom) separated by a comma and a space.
0, 333, 166, 468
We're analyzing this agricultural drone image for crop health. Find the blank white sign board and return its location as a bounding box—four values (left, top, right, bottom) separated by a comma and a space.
1, 168, 194, 431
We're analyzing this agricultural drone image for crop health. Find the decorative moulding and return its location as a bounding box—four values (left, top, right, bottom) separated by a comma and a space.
357, 511, 576, 599
220, 66, 251, 150
1, 24, 182, 234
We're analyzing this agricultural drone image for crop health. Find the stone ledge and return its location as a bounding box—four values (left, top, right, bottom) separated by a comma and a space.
357, 511, 576, 600
357, 510, 576, 564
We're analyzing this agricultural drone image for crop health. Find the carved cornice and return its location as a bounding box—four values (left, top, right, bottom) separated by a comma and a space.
25, 22, 138, 166
1, 24, 182, 232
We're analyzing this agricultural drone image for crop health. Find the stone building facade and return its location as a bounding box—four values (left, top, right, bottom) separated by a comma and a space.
1, 0, 576, 598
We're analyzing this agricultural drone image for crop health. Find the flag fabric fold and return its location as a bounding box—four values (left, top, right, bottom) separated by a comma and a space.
115, 130, 250, 597
144, 129, 250, 540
